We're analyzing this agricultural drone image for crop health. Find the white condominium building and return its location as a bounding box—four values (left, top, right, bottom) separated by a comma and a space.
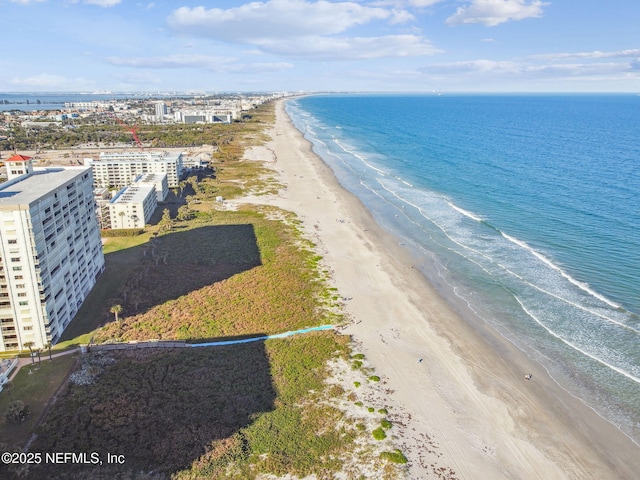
0, 156, 105, 352
84, 151, 183, 188
108, 182, 157, 230
135, 173, 169, 202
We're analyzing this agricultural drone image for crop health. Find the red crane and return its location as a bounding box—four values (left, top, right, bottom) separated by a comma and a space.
108, 112, 143, 150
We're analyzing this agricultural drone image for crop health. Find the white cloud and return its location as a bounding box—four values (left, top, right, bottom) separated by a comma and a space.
8, 73, 94, 89
83, 0, 121, 6
106, 54, 237, 69
257, 34, 439, 59
419, 57, 638, 79
168, 0, 397, 40
530, 49, 640, 60
66, 0, 122, 6
105, 54, 294, 74
446, 0, 548, 27
166, 0, 430, 60
9, 0, 47, 4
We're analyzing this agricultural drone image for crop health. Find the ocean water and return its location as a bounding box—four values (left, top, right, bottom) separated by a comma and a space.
286, 94, 640, 444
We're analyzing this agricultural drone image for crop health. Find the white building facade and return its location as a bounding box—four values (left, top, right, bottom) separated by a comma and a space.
84, 151, 183, 189
108, 183, 157, 230
0, 157, 105, 351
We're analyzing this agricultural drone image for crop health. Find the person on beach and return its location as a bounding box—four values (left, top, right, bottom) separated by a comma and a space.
525, 373, 532, 380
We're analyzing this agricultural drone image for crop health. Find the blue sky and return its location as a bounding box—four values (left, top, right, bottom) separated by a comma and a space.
2, 0, 639, 92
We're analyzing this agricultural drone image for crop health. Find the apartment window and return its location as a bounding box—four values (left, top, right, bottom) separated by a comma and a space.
14, 275, 23, 280
7, 239, 17, 244
18, 301, 28, 306
10, 257, 20, 262
17, 292, 27, 297
16, 284, 25, 288
23, 326, 33, 331
12, 266, 22, 271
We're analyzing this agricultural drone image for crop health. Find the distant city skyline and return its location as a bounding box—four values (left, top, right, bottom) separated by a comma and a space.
3, 0, 639, 93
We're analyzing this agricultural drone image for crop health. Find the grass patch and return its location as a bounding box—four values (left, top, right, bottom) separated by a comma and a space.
0, 354, 77, 447
368, 375, 381, 382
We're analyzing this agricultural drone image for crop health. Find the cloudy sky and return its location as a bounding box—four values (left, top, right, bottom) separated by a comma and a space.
2, 0, 639, 92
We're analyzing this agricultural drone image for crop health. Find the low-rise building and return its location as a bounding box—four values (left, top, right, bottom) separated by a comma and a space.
108, 183, 157, 230
135, 173, 168, 202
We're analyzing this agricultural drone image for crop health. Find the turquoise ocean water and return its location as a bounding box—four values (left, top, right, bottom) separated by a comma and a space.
286, 94, 640, 444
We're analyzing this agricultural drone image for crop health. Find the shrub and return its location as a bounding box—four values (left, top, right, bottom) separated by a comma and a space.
372, 427, 386, 440
378, 408, 388, 415
352, 360, 363, 369
5, 400, 30, 423
354, 401, 363, 407
351, 353, 365, 360
101, 228, 145, 237
380, 449, 408, 464
367, 407, 375, 413
353, 381, 361, 388
368, 375, 380, 382
380, 419, 392, 429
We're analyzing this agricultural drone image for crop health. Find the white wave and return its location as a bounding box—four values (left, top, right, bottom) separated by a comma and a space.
501, 232, 622, 309
331, 138, 389, 177
376, 178, 638, 336
515, 297, 640, 385
447, 201, 483, 222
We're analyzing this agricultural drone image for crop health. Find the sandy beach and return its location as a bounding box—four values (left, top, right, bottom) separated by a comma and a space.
240, 99, 640, 479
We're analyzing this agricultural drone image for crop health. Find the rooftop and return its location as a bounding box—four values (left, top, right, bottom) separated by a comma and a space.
110, 184, 155, 204
0, 167, 90, 208
5, 154, 32, 163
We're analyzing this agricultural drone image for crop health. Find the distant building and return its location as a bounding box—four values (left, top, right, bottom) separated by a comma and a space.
84, 151, 183, 188
0, 156, 105, 351
155, 102, 167, 121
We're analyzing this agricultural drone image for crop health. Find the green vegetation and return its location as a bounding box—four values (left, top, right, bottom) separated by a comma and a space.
378, 408, 388, 415
381, 419, 393, 429
369, 375, 381, 382
372, 427, 387, 440
380, 449, 408, 464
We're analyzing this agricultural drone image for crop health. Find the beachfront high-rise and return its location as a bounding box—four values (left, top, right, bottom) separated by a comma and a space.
0, 156, 105, 352
84, 151, 184, 189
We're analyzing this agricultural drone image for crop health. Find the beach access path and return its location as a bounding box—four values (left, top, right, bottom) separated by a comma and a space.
235, 98, 640, 480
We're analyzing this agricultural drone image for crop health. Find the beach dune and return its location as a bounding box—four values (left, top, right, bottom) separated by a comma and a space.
241, 99, 639, 479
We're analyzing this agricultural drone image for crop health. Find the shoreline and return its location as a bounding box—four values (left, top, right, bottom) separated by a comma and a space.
243, 99, 640, 479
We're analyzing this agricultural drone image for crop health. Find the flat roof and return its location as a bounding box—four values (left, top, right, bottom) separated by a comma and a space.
110, 184, 155, 204
0, 167, 89, 209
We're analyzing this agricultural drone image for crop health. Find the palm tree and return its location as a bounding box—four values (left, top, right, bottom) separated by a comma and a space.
118, 211, 125, 229
24, 341, 35, 364
110, 304, 123, 323
45, 342, 52, 361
